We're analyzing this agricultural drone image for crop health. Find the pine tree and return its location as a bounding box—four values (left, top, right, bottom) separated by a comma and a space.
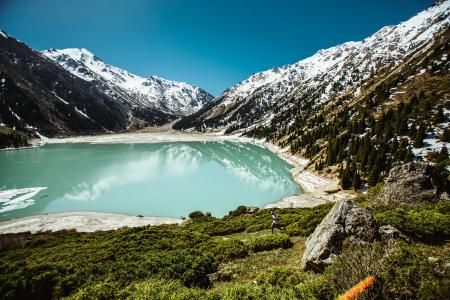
437, 146, 449, 163
434, 107, 445, 124
440, 128, 450, 143
413, 124, 426, 148
352, 171, 362, 190
368, 167, 380, 187
340, 161, 352, 189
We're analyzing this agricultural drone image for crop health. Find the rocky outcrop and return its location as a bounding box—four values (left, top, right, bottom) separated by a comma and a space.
378, 162, 450, 206
301, 199, 378, 271
245, 206, 259, 214
378, 225, 407, 241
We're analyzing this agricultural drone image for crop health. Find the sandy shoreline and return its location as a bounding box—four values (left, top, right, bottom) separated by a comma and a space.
1, 130, 352, 234
0, 212, 183, 234
261, 142, 353, 209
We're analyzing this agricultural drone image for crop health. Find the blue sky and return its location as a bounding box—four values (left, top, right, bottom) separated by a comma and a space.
0, 0, 434, 95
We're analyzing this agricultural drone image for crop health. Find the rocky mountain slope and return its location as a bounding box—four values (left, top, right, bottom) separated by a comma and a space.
0, 32, 213, 145
175, 1, 450, 187
175, 1, 449, 132
0, 31, 129, 138
42, 48, 213, 116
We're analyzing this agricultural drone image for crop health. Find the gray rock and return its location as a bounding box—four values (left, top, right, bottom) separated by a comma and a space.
245, 206, 259, 214
378, 162, 450, 206
207, 271, 231, 283
378, 225, 407, 241
301, 199, 378, 272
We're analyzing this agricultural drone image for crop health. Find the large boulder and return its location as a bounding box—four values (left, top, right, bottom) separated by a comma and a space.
378, 162, 449, 206
301, 199, 378, 271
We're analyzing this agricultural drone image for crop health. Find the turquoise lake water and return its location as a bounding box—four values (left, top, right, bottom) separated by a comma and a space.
0, 142, 300, 221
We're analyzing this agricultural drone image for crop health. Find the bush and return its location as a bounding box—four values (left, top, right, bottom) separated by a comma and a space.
374, 203, 450, 242
119, 278, 203, 300
293, 276, 335, 299
207, 282, 297, 299
247, 234, 293, 252
187, 206, 332, 237
245, 224, 266, 233
188, 219, 248, 236
65, 279, 123, 300
325, 240, 388, 298
0, 227, 217, 299
284, 204, 332, 236
228, 206, 247, 217
188, 211, 212, 222
204, 238, 248, 262
326, 241, 450, 299
380, 243, 449, 299
256, 266, 306, 288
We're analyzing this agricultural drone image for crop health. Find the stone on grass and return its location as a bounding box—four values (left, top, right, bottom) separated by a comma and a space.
301, 199, 378, 271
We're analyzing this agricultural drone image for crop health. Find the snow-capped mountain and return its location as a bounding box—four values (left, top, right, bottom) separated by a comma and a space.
42, 48, 213, 116
0, 31, 130, 137
174, 0, 450, 130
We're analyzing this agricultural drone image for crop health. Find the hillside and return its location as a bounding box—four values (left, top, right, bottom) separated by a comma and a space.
0, 174, 449, 299
174, 1, 450, 187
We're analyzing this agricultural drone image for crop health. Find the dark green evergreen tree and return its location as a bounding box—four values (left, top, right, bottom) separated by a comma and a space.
413, 124, 426, 148
352, 171, 362, 190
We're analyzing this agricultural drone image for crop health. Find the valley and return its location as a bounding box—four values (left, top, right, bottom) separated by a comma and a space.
0, 1, 449, 299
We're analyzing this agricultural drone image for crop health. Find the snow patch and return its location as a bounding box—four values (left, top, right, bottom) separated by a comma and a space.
74, 107, 91, 119
0, 187, 47, 213
52, 91, 69, 105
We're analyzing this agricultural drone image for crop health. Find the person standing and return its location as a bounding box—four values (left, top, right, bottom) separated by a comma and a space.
271, 211, 281, 233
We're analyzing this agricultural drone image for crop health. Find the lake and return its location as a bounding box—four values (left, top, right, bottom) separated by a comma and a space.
0, 142, 300, 221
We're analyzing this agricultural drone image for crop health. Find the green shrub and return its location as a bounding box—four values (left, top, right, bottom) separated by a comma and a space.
187, 206, 331, 237
228, 206, 247, 217
188, 211, 212, 222
380, 243, 449, 299
284, 205, 331, 236
207, 282, 297, 299
325, 241, 388, 298
188, 219, 248, 236
293, 276, 335, 299
204, 238, 248, 262
119, 278, 203, 300
247, 234, 293, 252
245, 224, 266, 233
326, 241, 449, 299
0, 227, 217, 299
256, 266, 306, 288
374, 203, 450, 242
64, 279, 123, 300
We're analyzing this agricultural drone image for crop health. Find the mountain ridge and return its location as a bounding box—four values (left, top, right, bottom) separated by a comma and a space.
174, 0, 450, 131
42, 48, 214, 117
174, 0, 450, 188
0, 31, 214, 146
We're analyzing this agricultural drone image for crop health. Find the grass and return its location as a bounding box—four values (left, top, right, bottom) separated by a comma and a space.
1, 201, 449, 299
214, 232, 306, 284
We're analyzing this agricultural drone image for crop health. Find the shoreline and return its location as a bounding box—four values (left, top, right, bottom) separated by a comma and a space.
261, 142, 354, 209
0, 130, 353, 234
0, 212, 183, 234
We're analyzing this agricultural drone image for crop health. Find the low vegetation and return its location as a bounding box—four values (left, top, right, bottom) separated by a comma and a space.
0, 126, 30, 148
0, 197, 449, 299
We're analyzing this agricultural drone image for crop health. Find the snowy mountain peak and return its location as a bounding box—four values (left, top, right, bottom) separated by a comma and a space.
202, 0, 450, 118
46, 48, 96, 60
0, 30, 9, 39
42, 48, 213, 116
